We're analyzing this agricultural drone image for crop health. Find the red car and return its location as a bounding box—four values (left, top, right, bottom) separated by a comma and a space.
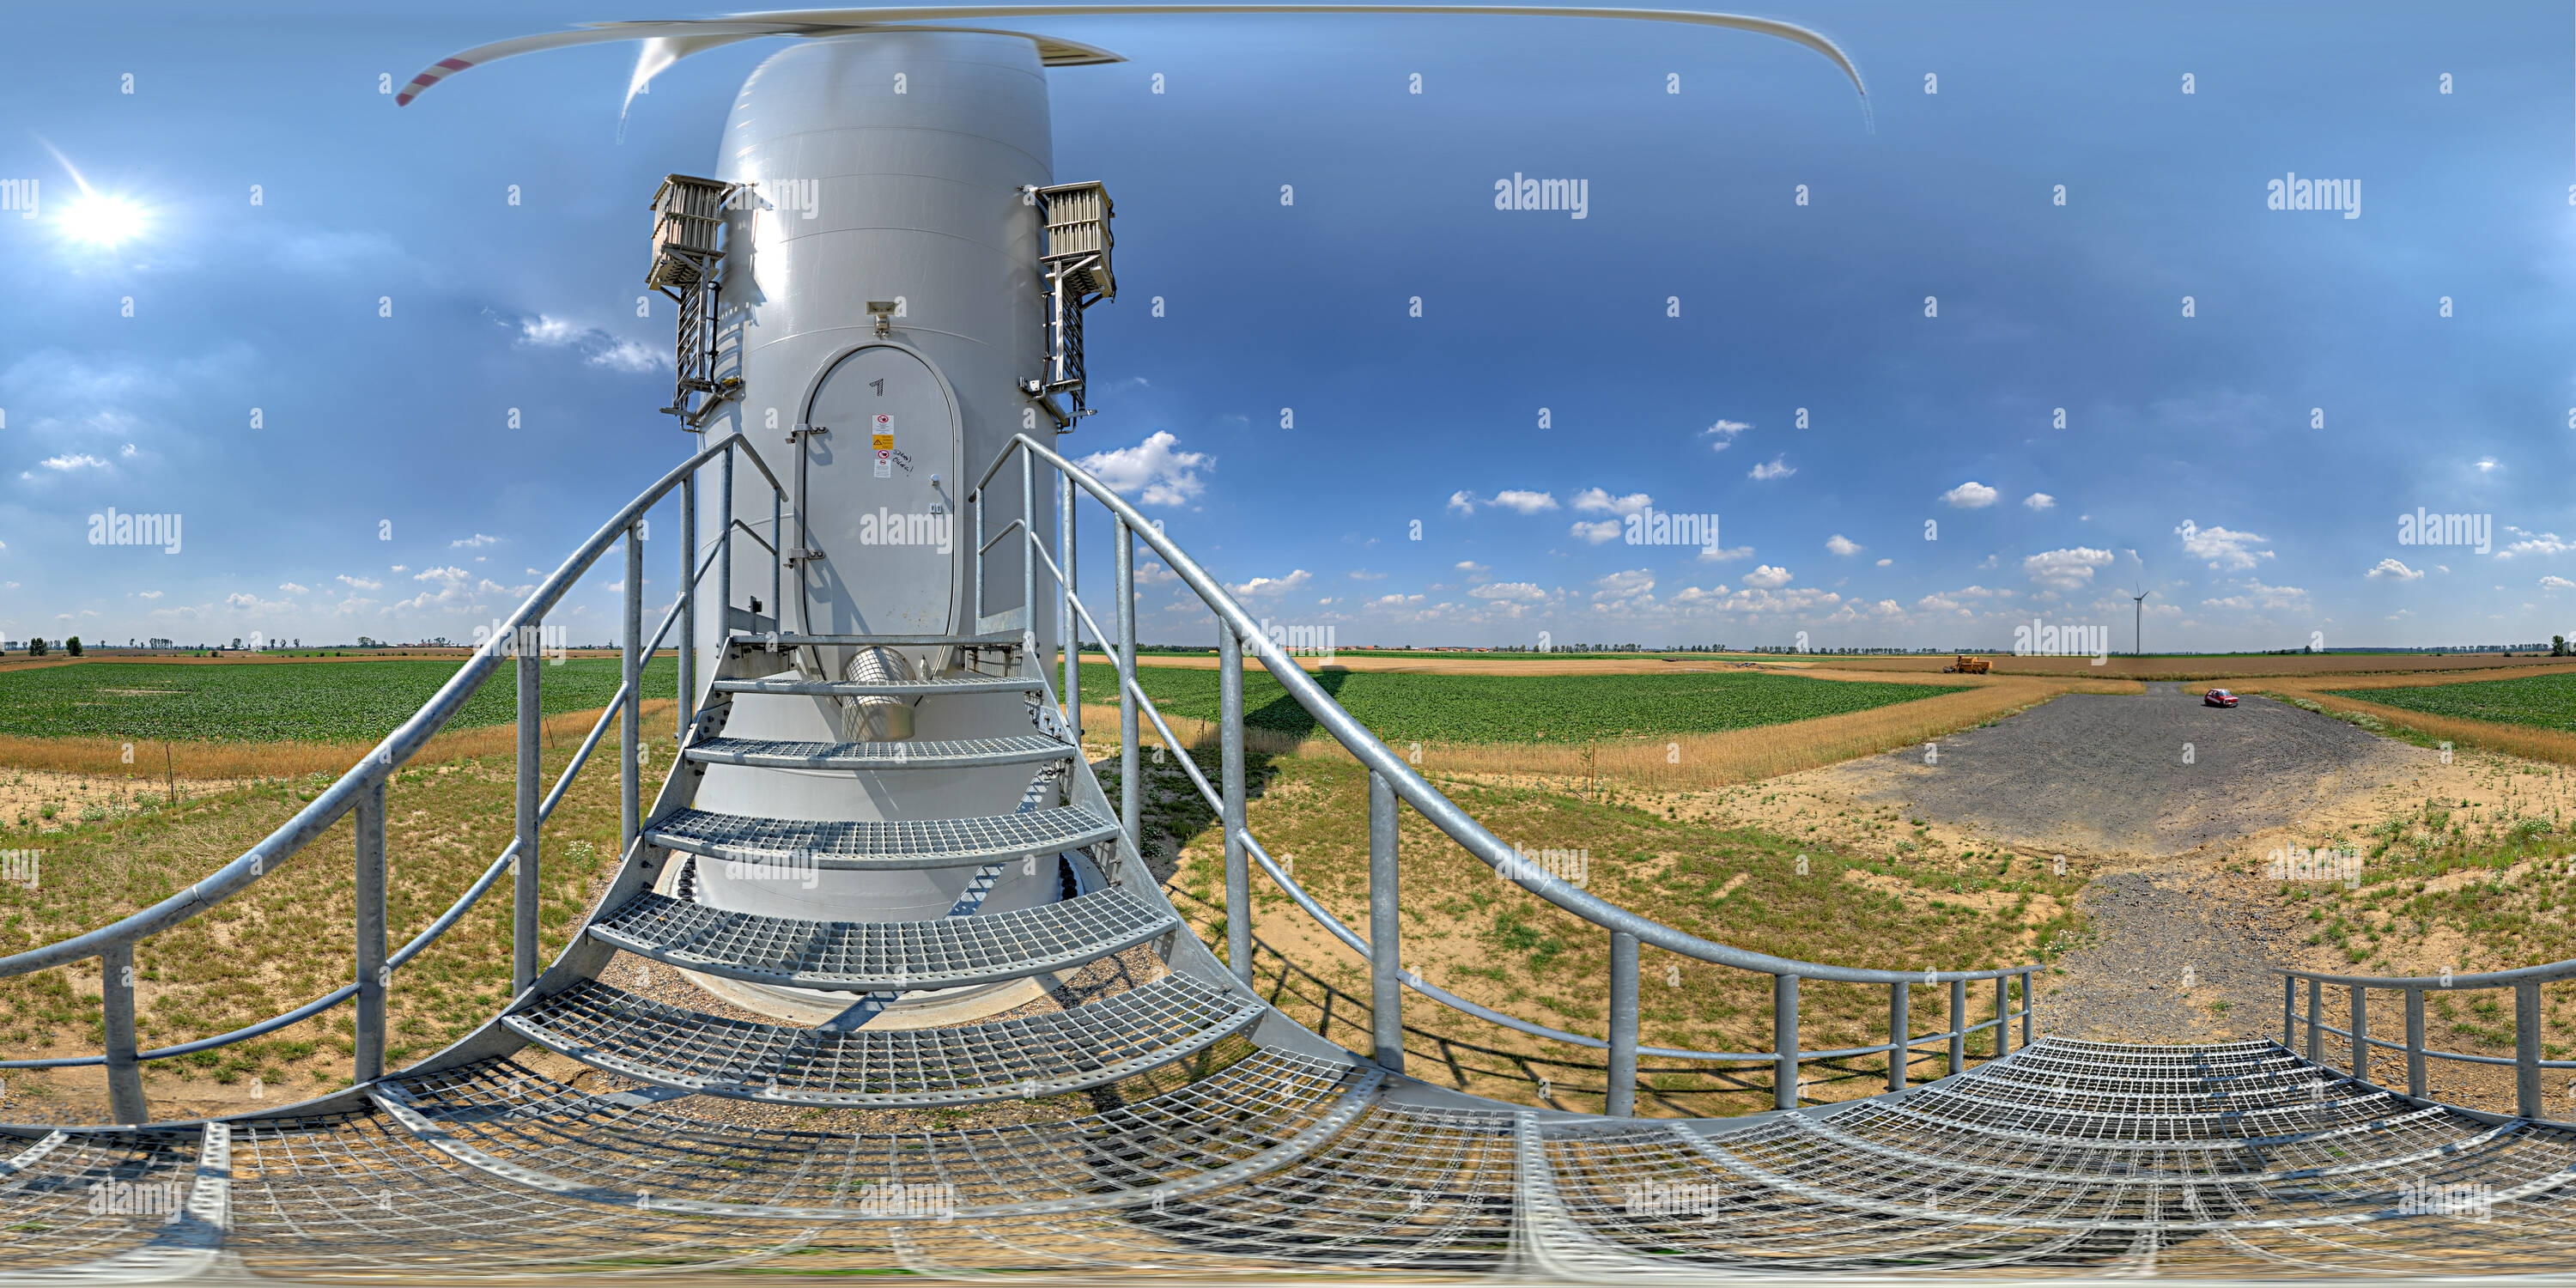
2204, 688, 2239, 708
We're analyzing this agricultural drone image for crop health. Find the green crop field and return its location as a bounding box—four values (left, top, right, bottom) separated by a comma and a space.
2327, 671, 2576, 731
0, 658, 680, 743
1079, 663, 1962, 743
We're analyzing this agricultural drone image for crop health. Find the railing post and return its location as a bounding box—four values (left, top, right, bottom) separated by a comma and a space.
1021, 452, 1036, 653
1060, 471, 1078, 748
1995, 975, 2012, 1059
623, 525, 643, 855
678, 470, 696, 739
718, 441, 733, 634
2306, 977, 2324, 1064
2405, 987, 2427, 1099
1219, 623, 1250, 984
514, 618, 541, 997
2349, 984, 2368, 1080
1887, 981, 1911, 1092
1115, 518, 1138, 849
1773, 973, 1800, 1110
2516, 980, 2543, 1119
1607, 930, 1638, 1115
100, 941, 147, 1124
969, 489, 983, 625
2282, 975, 2296, 1049
1948, 978, 1966, 1077
2020, 969, 2034, 1045
769, 489, 781, 625
1368, 769, 1405, 1074
354, 775, 386, 1084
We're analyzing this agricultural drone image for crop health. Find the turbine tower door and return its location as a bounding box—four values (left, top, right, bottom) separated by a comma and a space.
800, 344, 960, 637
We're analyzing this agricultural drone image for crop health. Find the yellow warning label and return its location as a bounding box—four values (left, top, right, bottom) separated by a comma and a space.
872, 434, 895, 450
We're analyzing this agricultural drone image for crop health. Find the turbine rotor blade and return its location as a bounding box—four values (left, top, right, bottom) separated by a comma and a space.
401, 4, 1866, 118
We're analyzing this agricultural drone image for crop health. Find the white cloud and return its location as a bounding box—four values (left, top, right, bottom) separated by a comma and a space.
450, 533, 503, 549
2500, 531, 2572, 559
2476, 458, 2500, 473
2365, 558, 2424, 582
1591, 569, 1655, 605
1347, 569, 1387, 580
1446, 490, 1477, 516
1571, 488, 1651, 516
1824, 533, 1863, 556
1455, 561, 1489, 576
2542, 576, 2575, 591
1747, 456, 1794, 481
337, 574, 382, 591
1374, 592, 1426, 606
2199, 580, 2309, 611
279, 582, 308, 594
413, 566, 471, 587
135, 590, 162, 600
2022, 492, 2056, 511
2023, 547, 2115, 591
1490, 489, 1558, 514
2174, 519, 2273, 571
1702, 419, 1750, 452
38, 453, 110, 471
1229, 569, 1310, 596
513, 314, 670, 372
1696, 544, 1754, 563
1874, 557, 1893, 567
1941, 482, 1999, 508
1741, 564, 1793, 589
1570, 519, 1621, 544
119, 443, 137, 459
590, 339, 662, 373
1467, 581, 1548, 601
1078, 431, 1212, 507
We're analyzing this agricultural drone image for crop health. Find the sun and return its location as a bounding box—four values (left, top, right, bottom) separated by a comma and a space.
57, 191, 148, 248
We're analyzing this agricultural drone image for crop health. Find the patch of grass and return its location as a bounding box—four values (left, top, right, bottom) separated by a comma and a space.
0, 656, 678, 744
2326, 671, 2576, 732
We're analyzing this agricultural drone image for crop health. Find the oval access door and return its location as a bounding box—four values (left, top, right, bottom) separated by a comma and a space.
798, 344, 960, 636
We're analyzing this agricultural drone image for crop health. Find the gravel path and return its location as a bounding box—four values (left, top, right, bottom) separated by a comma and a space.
1838, 682, 2406, 860
2035, 869, 2308, 1045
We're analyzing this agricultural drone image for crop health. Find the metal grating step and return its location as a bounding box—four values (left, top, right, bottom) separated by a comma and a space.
710, 674, 1042, 697
683, 734, 1072, 770
588, 884, 1178, 991
745, 631, 1021, 648
502, 971, 1267, 1106
379, 1048, 1376, 1219
646, 805, 1117, 871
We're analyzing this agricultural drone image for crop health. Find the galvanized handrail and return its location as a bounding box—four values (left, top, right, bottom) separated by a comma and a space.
0, 434, 791, 1123
2280, 960, 2576, 1120
971, 432, 2038, 1114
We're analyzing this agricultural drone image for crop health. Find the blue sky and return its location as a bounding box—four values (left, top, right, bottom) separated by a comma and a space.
3, 2, 2573, 651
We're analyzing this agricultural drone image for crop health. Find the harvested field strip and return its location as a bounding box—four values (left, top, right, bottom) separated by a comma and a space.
1807, 653, 2576, 682
2258, 675, 2576, 771
1080, 676, 2136, 792
1078, 661, 1967, 744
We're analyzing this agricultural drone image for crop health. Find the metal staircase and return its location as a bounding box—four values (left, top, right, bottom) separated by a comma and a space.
9, 434, 2576, 1281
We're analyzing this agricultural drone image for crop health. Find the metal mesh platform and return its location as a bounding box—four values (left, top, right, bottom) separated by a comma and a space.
378, 1047, 1372, 1218
0, 1127, 208, 1272
681, 734, 1073, 770
588, 883, 1177, 989
646, 805, 1118, 870
890, 1102, 1524, 1276
710, 674, 1042, 697
501, 971, 1268, 1106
